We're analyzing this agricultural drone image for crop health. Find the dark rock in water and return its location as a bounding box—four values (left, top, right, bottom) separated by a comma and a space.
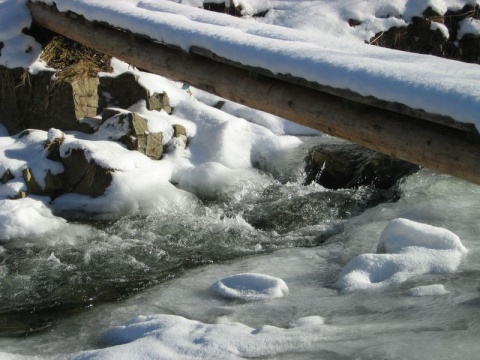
100, 73, 172, 113
305, 141, 420, 190
0, 66, 105, 134
62, 148, 113, 198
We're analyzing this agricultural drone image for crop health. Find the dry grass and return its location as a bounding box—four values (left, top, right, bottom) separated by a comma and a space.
40, 36, 112, 82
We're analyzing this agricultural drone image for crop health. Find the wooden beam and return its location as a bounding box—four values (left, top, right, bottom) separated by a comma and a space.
28, 2, 480, 185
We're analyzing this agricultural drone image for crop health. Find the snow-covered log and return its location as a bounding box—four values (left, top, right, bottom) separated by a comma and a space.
28, 1, 480, 185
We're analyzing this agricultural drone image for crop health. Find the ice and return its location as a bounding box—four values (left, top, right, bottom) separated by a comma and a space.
210, 273, 289, 300
335, 218, 468, 292
406, 284, 450, 296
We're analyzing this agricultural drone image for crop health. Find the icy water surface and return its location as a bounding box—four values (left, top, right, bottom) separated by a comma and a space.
0, 145, 479, 359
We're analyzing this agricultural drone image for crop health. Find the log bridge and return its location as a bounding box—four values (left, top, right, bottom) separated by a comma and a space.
28, 2, 480, 185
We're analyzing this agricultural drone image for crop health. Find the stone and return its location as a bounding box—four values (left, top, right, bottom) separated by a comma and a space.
100, 74, 173, 113
44, 170, 64, 197
22, 168, 44, 195
172, 124, 187, 138
100, 73, 148, 109
305, 141, 420, 190
101, 108, 124, 122
107, 112, 163, 160
61, 148, 113, 198
147, 92, 172, 113
0, 169, 14, 184
10, 191, 27, 200
0, 66, 105, 134
44, 130, 65, 162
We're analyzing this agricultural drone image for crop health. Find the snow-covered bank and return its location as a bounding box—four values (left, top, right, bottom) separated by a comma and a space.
22, 0, 480, 130
2, 0, 480, 128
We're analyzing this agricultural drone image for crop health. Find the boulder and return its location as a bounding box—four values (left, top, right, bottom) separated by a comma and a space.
0, 169, 14, 184
122, 113, 163, 160
0, 66, 105, 134
61, 148, 113, 198
102, 111, 164, 160
305, 141, 420, 190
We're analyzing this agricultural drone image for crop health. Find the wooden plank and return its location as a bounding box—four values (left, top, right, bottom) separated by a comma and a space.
27, 2, 480, 185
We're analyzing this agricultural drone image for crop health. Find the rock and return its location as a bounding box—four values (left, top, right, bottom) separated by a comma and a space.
10, 191, 27, 200
101, 111, 163, 160
370, 16, 448, 57
172, 124, 187, 138
44, 129, 65, 162
147, 92, 172, 113
0, 169, 14, 184
0, 66, 105, 134
22, 168, 44, 195
100, 73, 172, 114
61, 148, 113, 198
22, 167, 63, 198
101, 108, 124, 122
44, 170, 64, 197
122, 113, 163, 159
305, 141, 420, 190
100, 73, 148, 109
100, 73, 172, 113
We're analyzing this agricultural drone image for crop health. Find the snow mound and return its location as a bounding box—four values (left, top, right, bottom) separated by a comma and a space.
210, 273, 289, 300
335, 218, 468, 292
0, 198, 67, 243
406, 284, 450, 297
72, 314, 326, 359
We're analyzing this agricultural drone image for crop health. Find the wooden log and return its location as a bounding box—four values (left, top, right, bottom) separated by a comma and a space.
28, 2, 480, 185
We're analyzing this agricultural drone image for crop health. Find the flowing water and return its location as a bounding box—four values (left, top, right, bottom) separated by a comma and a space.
0, 139, 479, 359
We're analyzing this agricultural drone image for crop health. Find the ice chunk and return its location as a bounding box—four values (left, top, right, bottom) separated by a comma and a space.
335, 218, 467, 292
210, 273, 289, 300
406, 284, 449, 297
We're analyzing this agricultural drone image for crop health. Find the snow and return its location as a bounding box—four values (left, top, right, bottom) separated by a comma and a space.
0, 0, 479, 359
0, 0, 478, 129
0, 197, 67, 243
335, 218, 468, 292
26, 0, 479, 128
457, 17, 480, 39
210, 273, 289, 300
71, 314, 326, 360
